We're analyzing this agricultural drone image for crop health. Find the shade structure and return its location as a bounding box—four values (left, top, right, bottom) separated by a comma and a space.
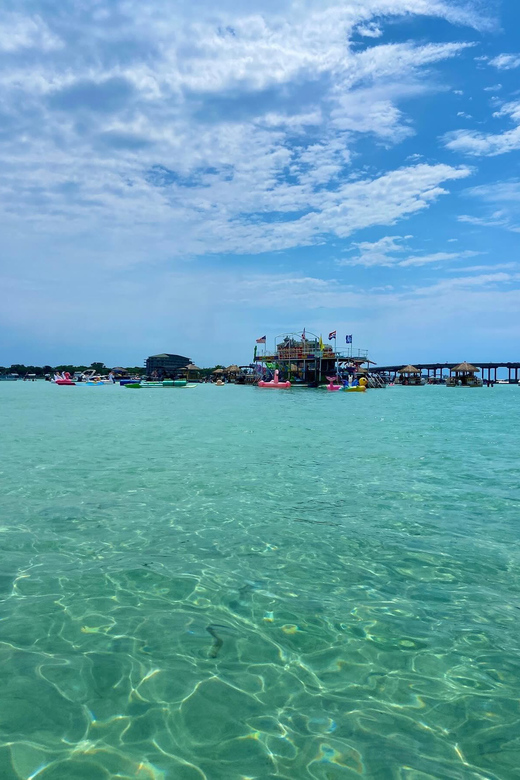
398, 364, 420, 374
213, 368, 224, 374
186, 364, 201, 371
452, 362, 479, 373
225, 365, 240, 373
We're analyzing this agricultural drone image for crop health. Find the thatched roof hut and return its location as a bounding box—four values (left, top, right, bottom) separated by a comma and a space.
398, 364, 420, 374
452, 362, 479, 374
225, 364, 240, 374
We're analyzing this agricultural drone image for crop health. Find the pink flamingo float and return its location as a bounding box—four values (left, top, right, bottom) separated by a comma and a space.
54, 371, 75, 386
326, 375, 342, 391
258, 369, 291, 389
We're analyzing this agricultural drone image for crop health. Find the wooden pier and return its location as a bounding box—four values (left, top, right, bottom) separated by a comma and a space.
372, 362, 520, 383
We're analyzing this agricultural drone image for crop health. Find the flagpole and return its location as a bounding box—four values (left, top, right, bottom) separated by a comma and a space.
335, 335, 338, 380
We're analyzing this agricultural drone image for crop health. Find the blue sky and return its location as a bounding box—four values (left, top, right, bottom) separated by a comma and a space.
1, 0, 520, 367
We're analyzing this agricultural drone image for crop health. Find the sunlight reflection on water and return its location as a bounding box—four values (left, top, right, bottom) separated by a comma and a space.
1, 382, 519, 779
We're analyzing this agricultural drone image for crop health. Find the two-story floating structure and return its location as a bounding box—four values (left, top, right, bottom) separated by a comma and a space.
254, 332, 371, 385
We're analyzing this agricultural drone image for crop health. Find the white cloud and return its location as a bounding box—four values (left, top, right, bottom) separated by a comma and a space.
187, 162, 472, 255
339, 235, 409, 266
446, 262, 517, 273
483, 83, 502, 91
399, 250, 479, 267
152, 267, 520, 315
339, 233, 477, 267
448, 130, 520, 156
356, 23, 383, 38
0, 13, 62, 52
444, 101, 520, 156
459, 181, 520, 233
55, 4, 473, 99
465, 180, 520, 203
459, 212, 506, 227
330, 90, 414, 141
0, 0, 481, 265
458, 212, 520, 232
493, 102, 520, 121
352, 41, 474, 83
488, 53, 520, 70
413, 272, 519, 295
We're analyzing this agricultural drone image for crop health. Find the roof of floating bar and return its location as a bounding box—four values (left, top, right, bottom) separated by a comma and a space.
452, 362, 479, 373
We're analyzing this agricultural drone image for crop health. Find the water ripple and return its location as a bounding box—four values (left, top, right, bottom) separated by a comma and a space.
0, 383, 519, 778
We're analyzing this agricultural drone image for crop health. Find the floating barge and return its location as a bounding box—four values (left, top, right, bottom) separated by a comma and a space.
254, 332, 372, 386
396, 365, 425, 386
446, 362, 483, 387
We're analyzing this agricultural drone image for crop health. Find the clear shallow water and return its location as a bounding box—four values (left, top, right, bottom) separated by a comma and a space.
1, 382, 520, 780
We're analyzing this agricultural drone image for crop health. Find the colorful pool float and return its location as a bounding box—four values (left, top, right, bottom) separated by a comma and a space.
258, 370, 291, 389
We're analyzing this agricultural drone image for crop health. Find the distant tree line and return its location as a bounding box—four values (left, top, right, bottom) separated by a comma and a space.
0, 362, 145, 377
198, 365, 225, 378
1, 362, 227, 377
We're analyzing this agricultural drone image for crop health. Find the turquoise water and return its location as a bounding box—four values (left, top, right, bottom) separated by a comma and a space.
1, 382, 520, 780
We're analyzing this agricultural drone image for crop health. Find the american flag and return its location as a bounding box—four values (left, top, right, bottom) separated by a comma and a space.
329, 330, 336, 340
301, 328, 306, 341
256, 335, 266, 343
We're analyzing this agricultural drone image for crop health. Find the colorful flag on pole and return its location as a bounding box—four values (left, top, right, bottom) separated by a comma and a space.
256, 335, 266, 343
345, 334, 352, 344
301, 328, 306, 341
254, 345, 258, 360
319, 335, 324, 351
328, 330, 336, 340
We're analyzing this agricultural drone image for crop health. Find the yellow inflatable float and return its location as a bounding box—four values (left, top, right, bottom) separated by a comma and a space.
344, 376, 367, 392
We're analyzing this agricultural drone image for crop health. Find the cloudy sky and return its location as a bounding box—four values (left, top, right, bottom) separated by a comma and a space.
1, 0, 520, 367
